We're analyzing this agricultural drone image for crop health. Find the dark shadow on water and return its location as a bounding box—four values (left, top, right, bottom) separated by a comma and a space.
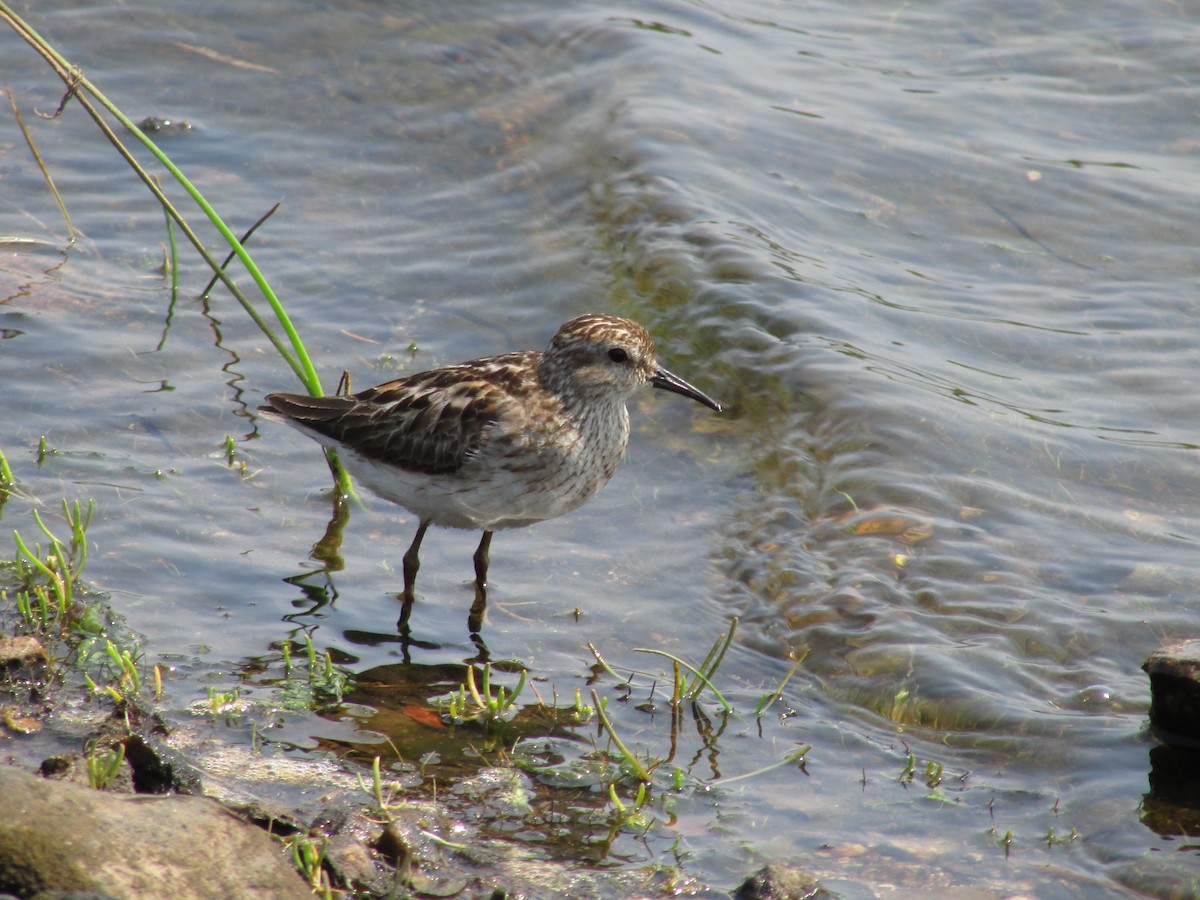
282, 489, 495, 655
343, 623, 490, 665
1142, 743, 1200, 838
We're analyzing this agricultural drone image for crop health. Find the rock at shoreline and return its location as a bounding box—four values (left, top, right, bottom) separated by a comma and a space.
734, 863, 833, 900
0, 765, 309, 899
0, 636, 47, 669
1144, 640, 1200, 743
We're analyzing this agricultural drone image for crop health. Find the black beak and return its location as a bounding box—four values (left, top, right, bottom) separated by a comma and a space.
651, 366, 722, 412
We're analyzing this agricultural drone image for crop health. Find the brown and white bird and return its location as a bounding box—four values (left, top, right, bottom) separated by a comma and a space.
261, 313, 721, 632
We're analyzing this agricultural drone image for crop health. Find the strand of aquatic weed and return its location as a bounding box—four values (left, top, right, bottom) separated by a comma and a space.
152, 174, 179, 301
0, 5, 309, 383
635, 616, 737, 712
710, 744, 811, 788
5, 83, 74, 241
0, 446, 14, 492
591, 688, 652, 783
0, 2, 356, 497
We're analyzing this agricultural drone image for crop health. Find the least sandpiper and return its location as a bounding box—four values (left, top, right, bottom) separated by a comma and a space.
262, 313, 721, 632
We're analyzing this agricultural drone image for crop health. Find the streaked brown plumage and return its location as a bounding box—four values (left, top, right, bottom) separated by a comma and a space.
261, 313, 720, 632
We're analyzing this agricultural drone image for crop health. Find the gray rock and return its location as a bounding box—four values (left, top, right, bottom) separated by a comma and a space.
734, 863, 834, 900
0, 635, 47, 669
1144, 640, 1200, 742
0, 766, 309, 899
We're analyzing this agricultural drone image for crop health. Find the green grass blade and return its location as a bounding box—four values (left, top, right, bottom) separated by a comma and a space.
713, 745, 810, 787
634, 647, 732, 712
591, 688, 651, 782
199, 202, 280, 300
0, 446, 14, 488
0, 3, 359, 499
695, 616, 738, 682
4, 6, 320, 391
6, 81, 75, 241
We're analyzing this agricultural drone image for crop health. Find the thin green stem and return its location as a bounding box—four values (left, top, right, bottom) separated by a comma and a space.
587, 642, 629, 682
591, 688, 651, 782
0, 446, 14, 487
154, 175, 179, 297
200, 202, 280, 300
714, 745, 810, 787
695, 616, 737, 685
634, 647, 731, 712
0, 3, 358, 500
6, 81, 74, 240
0, 6, 319, 391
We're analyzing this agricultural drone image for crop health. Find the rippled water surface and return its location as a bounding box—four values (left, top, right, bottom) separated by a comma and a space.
4, 0, 1200, 895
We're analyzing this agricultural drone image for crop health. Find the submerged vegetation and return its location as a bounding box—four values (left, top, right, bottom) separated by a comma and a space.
1, 486, 149, 704
0, 4, 1095, 896
2, 426, 811, 893
0, 1, 355, 499
0, 497, 814, 892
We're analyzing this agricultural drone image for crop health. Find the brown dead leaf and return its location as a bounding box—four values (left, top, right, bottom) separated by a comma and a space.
401, 705, 446, 730
842, 507, 934, 545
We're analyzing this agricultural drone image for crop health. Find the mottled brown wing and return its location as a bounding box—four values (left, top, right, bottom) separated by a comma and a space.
263, 351, 535, 476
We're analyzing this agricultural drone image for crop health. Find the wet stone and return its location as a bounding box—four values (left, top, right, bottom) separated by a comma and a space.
1144, 640, 1200, 743
324, 835, 390, 896
0, 765, 310, 899
734, 863, 834, 900
0, 635, 47, 669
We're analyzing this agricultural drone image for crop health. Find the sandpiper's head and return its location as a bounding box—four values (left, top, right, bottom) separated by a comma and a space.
541, 314, 721, 411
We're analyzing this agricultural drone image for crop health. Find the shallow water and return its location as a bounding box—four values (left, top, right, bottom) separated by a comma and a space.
4, 0, 1200, 895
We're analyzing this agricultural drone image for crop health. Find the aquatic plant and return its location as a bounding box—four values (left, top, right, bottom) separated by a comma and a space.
634, 616, 737, 712
283, 833, 335, 899
11, 498, 94, 636
0, 2, 354, 496
437, 662, 528, 730
86, 741, 126, 790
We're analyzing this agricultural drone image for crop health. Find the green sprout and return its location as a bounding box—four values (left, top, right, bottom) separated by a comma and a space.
87, 742, 126, 790
437, 663, 527, 729
81, 640, 144, 705
635, 616, 737, 712
283, 834, 333, 899
12, 498, 94, 633
606, 781, 654, 836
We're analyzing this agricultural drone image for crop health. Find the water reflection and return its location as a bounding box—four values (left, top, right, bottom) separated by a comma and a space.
5, 0, 1200, 893
1143, 745, 1200, 839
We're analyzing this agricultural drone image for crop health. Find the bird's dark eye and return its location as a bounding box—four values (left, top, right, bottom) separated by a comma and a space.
607, 347, 628, 363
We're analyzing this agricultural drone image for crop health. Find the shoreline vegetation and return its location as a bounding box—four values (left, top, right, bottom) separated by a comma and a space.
0, 474, 807, 896
0, 9, 811, 894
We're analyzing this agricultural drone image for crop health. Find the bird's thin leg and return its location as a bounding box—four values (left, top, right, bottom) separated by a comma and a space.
468, 530, 493, 633
398, 520, 429, 630
472, 530, 493, 587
